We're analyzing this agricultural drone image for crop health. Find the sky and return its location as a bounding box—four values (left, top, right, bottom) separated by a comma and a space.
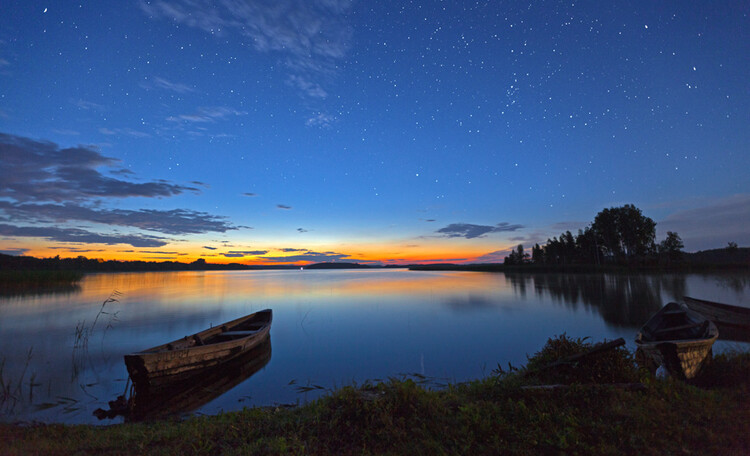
0, 1, 749, 265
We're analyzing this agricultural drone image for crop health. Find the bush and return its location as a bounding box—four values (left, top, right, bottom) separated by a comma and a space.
522, 334, 642, 385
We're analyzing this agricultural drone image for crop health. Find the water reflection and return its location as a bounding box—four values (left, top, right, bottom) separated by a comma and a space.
97, 337, 272, 422
505, 273, 686, 327
1, 269, 747, 425
0, 283, 81, 298
711, 274, 750, 294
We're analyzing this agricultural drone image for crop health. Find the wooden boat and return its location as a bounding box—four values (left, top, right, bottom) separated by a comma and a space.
635, 302, 718, 379
683, 296, 750, 343
124, 309, 272, 390
128, 336, 272, 421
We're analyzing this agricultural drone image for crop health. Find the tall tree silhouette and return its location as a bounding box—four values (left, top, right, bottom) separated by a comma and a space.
592, 204, 655, 263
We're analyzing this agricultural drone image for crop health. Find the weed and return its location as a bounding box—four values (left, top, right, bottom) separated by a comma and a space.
72, 291, 122, 384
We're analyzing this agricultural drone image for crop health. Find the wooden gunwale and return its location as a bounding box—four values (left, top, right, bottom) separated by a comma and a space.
125, 309, 272, 384
683, 296, 750, 328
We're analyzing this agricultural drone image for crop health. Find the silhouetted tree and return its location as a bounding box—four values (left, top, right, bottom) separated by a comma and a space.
505, 244, 529, 265
658, 231, 684, 264
575, 226, 601, 265
592, 204, 655, 263
531, 243, 544, 264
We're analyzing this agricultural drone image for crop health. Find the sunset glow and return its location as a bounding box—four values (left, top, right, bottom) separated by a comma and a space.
1, 1, 748, 264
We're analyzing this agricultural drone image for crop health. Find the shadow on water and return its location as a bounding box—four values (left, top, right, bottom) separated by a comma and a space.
0, 283, 81, 299
96, 336, 272, 422
504, 273, 688, 327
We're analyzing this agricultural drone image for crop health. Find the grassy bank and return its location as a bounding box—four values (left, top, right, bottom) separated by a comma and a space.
2, 337, 749, 455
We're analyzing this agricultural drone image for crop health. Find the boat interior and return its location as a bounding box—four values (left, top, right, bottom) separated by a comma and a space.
641, 302, 711, 342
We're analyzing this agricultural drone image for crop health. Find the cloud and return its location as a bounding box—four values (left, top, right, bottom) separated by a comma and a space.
220, 250, 269, 258
289, 75, 328, 99
242, 192, 257, 197
261, 250, 352, 263
659, 194, 750, 251
51, 129, 81, 136
139, 0, 352, 104
74, 99, 105, 111
473, 250, 513, 263
0, 248, 28, 256
166, 106, 247, 124
48, 247, 105, 253
277, 204, 292, 210
203, 246, 217, 250
280, 248, 306, 252
145, 76, 195, 93
305, 112, 335, 128
436, 222, 524, 239
98, 127, 151, 138
0, 132, 240, 248
109, 168, 136, 177
0, 224, 169, 247
297, 227, 308, 233
0, 133, 195, 203
0, 202, 237, 235
139, 250, 185, 255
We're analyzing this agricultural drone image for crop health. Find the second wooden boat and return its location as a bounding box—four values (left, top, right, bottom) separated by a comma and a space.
635, 302, 718, 379
124, 309, 272, 391
683, 296, 750, 342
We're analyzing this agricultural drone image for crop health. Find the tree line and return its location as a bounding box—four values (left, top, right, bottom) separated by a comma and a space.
505, 204, 685, 266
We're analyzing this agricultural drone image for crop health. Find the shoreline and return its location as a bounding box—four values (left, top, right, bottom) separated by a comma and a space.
2, 337, 749, 455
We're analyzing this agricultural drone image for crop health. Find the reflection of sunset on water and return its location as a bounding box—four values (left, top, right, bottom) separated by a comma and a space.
1, 269, 748, 425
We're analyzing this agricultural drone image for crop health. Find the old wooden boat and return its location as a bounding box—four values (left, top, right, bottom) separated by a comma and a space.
128, 336, 272, 421
635, 302, 718, 379
124, 309, 272, 389
683, 296, 750, 342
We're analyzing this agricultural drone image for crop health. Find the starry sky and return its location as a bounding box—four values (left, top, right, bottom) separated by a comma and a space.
1, 1, 749, 265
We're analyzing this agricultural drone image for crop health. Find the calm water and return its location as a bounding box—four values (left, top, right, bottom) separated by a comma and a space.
1, 269, 748, 424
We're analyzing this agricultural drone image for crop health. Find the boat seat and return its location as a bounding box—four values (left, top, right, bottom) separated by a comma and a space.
653, 322, 704, 335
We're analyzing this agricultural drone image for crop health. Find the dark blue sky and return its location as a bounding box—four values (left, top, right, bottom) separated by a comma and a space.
1, 1, 748, 263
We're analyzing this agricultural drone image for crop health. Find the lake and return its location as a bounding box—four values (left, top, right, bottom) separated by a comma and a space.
1, 269, 749, 424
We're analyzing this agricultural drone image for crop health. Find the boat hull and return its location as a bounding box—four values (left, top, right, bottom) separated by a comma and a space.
635, 302, 718, 380
683, 296, 750, 342
124, 309, 272, 390
128, 336, 272, 421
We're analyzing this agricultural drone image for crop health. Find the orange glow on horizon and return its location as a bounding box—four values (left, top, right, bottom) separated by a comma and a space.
5, 238, 514, 265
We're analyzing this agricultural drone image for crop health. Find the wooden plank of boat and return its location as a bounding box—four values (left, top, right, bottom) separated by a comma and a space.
124, 309, 272, 390
683, 296, 750, 326
683, 296, 750, 343
635, 302, 718, 380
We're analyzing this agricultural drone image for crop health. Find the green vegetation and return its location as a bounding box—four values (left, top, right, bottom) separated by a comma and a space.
2, 336, 749, 455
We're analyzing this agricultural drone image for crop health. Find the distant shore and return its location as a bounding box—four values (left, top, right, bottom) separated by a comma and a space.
409, 262, 750, 273
1, 246, 747, 279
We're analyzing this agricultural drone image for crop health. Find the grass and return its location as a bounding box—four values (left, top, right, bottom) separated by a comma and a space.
1, 336, 749, 455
